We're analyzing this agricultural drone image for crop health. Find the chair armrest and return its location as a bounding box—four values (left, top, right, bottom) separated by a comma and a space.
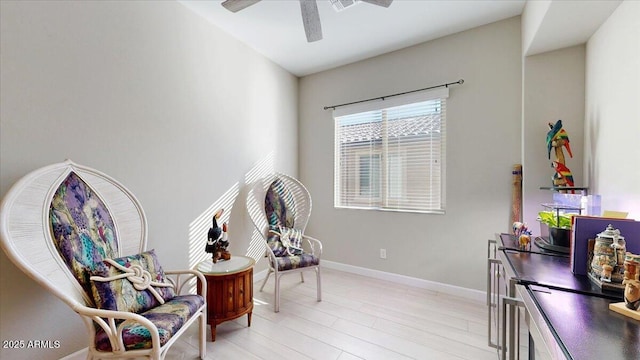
165, 269, 207, 300
74, 305, 161, 354
302, 235, 323, 257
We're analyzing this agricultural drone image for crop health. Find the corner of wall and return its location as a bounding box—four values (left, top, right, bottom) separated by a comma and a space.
521, 0, 552, 56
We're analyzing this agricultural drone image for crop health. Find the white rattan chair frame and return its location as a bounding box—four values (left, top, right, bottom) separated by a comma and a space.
0, 160, 207, 360
246, 173, 322, 312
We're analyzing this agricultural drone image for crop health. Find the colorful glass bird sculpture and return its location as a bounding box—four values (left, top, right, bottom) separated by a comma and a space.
552, 161, 574, 187
546, 120, 573, 160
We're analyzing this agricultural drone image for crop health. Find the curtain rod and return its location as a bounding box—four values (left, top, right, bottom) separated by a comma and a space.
323, 79, 464, 111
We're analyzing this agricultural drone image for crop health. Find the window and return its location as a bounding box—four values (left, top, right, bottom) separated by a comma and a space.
387, 153, 404, 199
358, 153, 381, 198
334, 87, 447, 213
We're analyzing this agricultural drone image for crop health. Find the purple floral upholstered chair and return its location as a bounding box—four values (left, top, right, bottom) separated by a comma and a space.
246, 173, 322, 312
0, 160, 207, 359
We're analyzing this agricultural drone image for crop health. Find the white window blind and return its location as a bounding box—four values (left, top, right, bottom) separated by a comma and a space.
334, 87, 447, 213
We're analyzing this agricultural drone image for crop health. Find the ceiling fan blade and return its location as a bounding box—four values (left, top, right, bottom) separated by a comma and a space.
299, 0, 322, 42
221, 0, 262, 13
360, 0, 393, 8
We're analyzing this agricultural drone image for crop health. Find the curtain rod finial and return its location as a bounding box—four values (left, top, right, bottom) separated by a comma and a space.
458, 79, 464, 84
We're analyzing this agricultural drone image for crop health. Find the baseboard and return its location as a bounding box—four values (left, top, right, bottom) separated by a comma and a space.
255, 260, 484, 303
322, 260, 485, 303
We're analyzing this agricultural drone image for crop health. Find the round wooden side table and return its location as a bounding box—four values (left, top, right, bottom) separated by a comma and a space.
197, 255, 255, 341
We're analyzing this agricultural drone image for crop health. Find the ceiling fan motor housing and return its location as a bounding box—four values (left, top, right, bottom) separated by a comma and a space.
330, 0, 360, 12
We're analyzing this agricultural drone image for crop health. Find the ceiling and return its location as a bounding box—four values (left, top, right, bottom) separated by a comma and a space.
523, 0, 622, 56
179, 1, 623, 77
180, 0, 526, 77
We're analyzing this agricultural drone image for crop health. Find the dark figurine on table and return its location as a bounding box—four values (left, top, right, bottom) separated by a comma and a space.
205, 209, 230, 263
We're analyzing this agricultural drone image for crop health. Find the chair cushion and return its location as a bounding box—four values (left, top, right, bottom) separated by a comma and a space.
265, 178, 295, 228
49, 171, 119, 298
89, 250, 175, 314
267, 225, 303, 256
94, 294, 204, 352
275, 253, 319, 271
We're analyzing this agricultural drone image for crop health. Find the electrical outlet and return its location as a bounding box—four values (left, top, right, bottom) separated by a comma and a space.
380, 248, 387, 259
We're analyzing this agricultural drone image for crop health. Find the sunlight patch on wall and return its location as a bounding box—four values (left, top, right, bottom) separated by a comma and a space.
186, 151, 275, 293
247, 230, 267, 263
244, 152, 274, 262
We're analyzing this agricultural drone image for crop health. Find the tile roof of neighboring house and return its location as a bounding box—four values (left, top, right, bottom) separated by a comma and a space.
339, 115, 441, 144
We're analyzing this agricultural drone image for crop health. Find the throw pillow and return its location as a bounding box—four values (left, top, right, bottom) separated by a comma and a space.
267, 225, 287, 257
89, 249, 175, 313
267, 226, 304, 256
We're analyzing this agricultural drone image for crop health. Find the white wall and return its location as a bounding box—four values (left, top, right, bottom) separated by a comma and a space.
585, 0, 640, 219
522, 45, 586, 231
0, 1, 297, 359
299, 17, 522, 291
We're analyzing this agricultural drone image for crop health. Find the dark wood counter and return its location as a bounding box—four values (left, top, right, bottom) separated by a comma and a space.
503, 250, 621, 300
496, 233, 639, 359
526, 286, 639, 359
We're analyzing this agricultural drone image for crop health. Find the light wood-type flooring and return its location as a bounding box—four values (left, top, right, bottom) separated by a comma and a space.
68, 268, 500, 359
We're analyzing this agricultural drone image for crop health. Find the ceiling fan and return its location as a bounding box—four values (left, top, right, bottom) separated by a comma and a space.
221, 0, 394, 42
